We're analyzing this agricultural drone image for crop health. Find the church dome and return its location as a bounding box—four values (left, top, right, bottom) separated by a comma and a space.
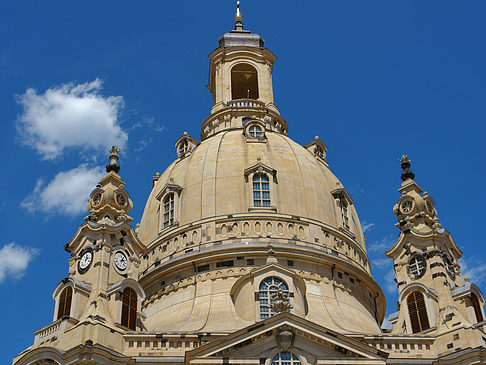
134, 19, 384, 335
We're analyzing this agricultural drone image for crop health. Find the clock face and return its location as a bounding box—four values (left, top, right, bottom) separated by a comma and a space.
400, 199, 414, 214
78, 249, 93, 273
114, 251, 128, 271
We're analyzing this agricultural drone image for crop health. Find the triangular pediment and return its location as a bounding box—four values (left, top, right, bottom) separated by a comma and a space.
186, 313, 387, 364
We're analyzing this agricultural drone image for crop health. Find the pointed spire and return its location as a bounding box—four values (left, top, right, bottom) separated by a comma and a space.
106, 145, 121, 174
399, 154, 415, 181
234, 0, 244, 30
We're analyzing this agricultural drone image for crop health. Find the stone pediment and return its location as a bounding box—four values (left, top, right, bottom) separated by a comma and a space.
186, 312, 387, 365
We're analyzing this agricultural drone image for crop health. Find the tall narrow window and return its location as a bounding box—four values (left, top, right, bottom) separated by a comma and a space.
231, 63, 259, 100
471, 293, 484, 323
259, 277, 289, 319
253, 174, 270, 207
57, 286, 72, 319
271, 352, 300, 365
407, 291, 430, 333
340, 200, 349, 229
163, 193, 175, 228
121, 287, 137, 330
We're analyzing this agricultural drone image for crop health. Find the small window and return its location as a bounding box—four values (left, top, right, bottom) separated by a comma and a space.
121, 287, 137, 330
407, 291, 430, 333
216, 260, 234, 268
340, 201, 349, 229
471, 293, 484, 323
315, 145, 324, 158
178, 141, 189, 156
409, 255, 426, 278
163, 193, 175, 228
253, 174, 270, 207
249, 125, 263, 138
259, 277, 289, 319
57, 286, 72, 319
271, 352, 301, 365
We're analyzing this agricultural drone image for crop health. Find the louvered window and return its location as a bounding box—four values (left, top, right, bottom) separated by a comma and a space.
471, 293, 484, 323
407, 291, 430, 333
121, 287, 137, 330
57, 286, 72, 319
253, 174, 270, 207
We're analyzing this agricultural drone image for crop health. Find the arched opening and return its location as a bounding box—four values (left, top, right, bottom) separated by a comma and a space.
407, 291, 430, 333
231, 64, 259, 100
259, 277, 289, 319
57, 286, 72, 319
471, 293, 484, 323
121, 287, 137, 330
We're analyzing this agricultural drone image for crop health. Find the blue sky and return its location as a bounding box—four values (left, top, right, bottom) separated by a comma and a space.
1, 1, 485, 362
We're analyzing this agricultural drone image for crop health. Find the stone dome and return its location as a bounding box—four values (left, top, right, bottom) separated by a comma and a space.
138, 130, 366, 253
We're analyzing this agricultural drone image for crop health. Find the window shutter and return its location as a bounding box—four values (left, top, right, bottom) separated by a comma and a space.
121, 287, 137, 330
57, 286, 73, 320
407, 291, 430, 333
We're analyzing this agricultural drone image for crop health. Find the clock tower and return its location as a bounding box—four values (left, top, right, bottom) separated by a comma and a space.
386, 156, 485, 353
44, 146, 146, 352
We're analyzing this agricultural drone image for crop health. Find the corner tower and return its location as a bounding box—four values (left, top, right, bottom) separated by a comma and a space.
386, 156, 486, 353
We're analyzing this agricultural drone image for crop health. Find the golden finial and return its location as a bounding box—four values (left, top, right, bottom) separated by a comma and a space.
235, 0, 242, 22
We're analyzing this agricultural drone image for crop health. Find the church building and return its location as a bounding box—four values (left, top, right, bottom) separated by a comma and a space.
13, 4, 486, 365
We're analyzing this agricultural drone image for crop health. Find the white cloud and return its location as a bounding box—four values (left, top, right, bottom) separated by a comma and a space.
16, 79, 127, 160
383, 269, 397, 294
21, 164, 104, 217
372, 258, 391, 269
0, 243, 39, 283
368, 234, 396, 253
361, 220, 375, 233
459, 257, 486, 287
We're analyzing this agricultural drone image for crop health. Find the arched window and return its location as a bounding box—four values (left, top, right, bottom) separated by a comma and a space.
253, 174, 270, 207
471, 293, 484, 323
163, 193, 175, 228
259, 277, 289, 319
407, 291, 430, 333
271, 352, 300, 365
121, 287, 137, 330
231, 63, 259, 100
249, 125, 263, 138
57, 286, 72, 319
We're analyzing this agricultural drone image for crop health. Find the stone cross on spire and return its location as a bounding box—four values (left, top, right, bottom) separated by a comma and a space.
399, 155, 415, 181
106, 145, 121, 174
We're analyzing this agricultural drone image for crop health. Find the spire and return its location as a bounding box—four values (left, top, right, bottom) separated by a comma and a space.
234, 0, 243, 30
399, 155, 415, 181
106, 145, 121, 174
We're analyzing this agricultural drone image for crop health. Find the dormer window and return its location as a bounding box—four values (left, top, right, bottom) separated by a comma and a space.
175, 132, 200, 159
244, 162, 277, 211
231, 63, 259, 100
304, 136, 328, 165
243, 120, 266, 142
331, 187, 354, 232
156, 183, 183, 232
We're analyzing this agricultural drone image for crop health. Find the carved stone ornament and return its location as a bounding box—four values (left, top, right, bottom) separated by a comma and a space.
271, 289, 292, 313
276, 327, 295, 351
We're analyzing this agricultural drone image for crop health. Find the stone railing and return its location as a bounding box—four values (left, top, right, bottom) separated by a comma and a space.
33, 317, 79, 346
124, 333, 203, 356
360, 335, 435, 358
226, 98, 266, 108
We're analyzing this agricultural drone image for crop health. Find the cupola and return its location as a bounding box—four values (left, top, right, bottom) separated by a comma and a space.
202, 2, 287, 140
